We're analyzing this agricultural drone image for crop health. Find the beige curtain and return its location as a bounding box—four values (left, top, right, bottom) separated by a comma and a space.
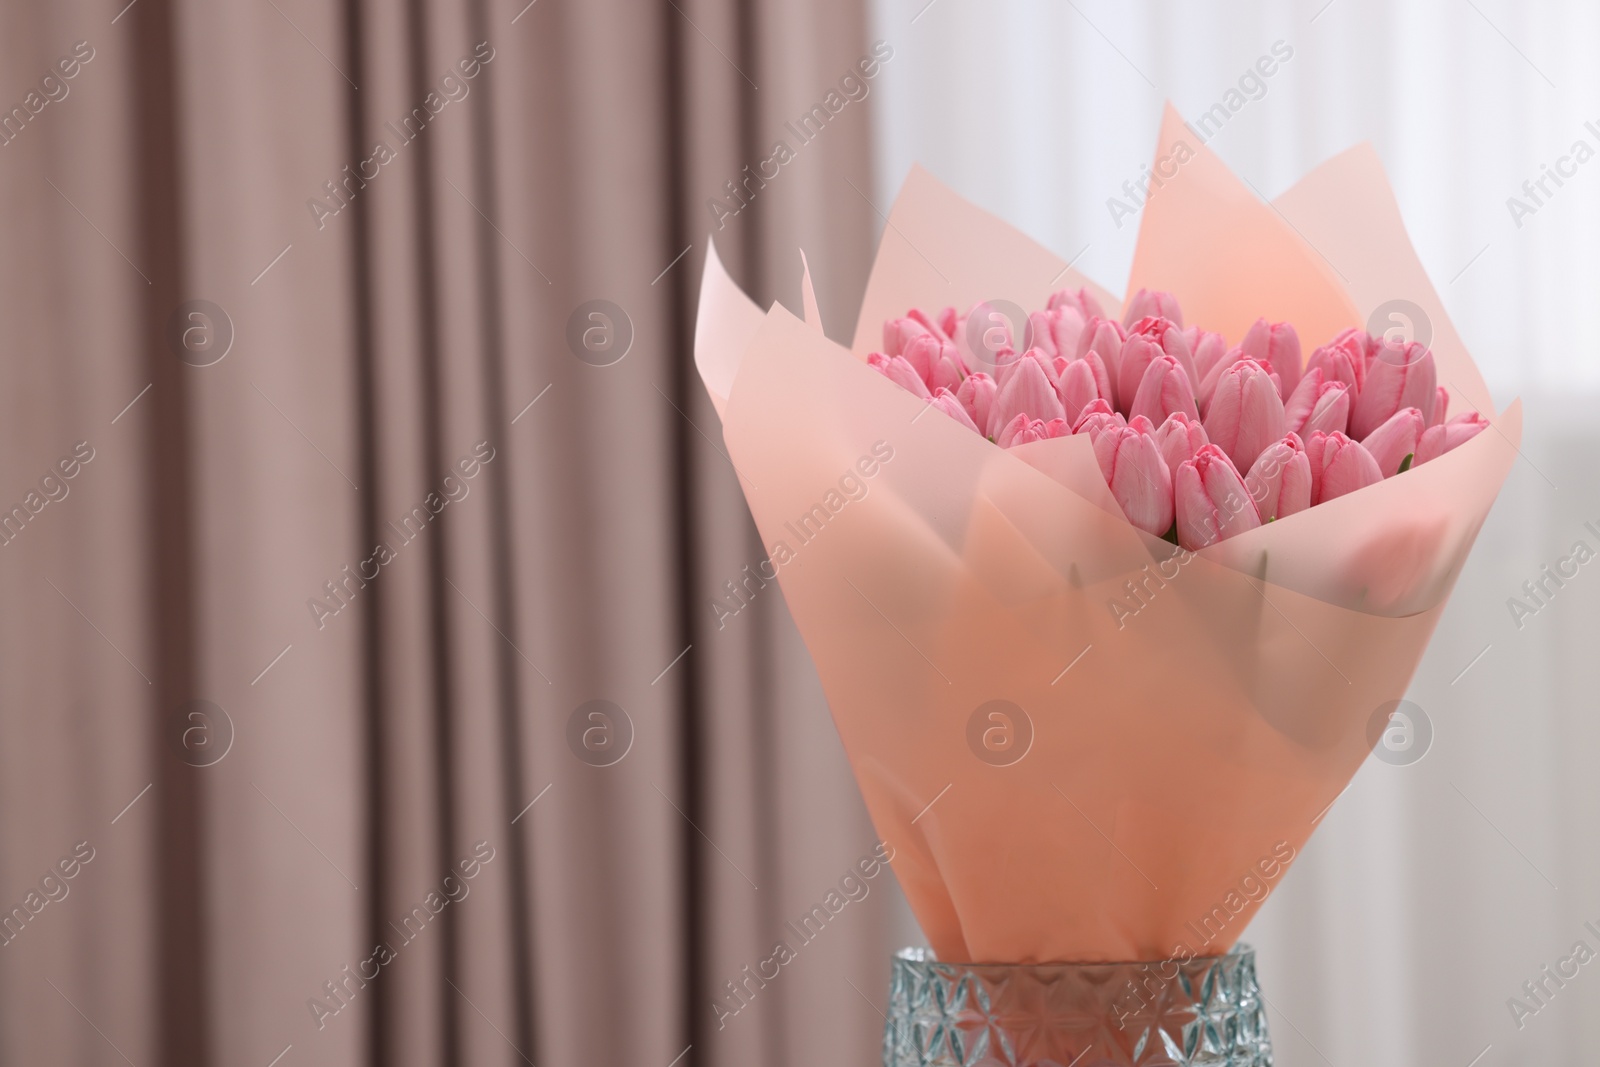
0, 1, 896, 1064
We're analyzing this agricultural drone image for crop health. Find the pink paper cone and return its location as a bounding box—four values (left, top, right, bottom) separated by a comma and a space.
694, 105, 1518, 963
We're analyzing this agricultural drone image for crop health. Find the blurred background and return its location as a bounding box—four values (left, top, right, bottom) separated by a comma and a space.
0, 0, 1594, 1065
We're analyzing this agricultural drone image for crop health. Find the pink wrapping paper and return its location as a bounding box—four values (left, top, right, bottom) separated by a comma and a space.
695, 105, 1519, 963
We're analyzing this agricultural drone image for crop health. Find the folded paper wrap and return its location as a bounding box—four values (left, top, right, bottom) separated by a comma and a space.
694, 105, 1519, 963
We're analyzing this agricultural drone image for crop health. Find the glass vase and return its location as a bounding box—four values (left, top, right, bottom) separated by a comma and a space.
882, 944, 1272, 1066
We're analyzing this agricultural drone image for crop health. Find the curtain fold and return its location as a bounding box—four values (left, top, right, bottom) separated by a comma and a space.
0, 1, 893, 1065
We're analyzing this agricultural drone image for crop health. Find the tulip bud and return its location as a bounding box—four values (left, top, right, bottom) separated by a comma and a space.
996, 340, 1061, 391
1245, 433, 1312, 521
1305, 330, 1366, 395
1154, 411, 1209, 474
1120, 318, 1198, 412
1239, 318, 1303, 397
1306, 431, 1382, 504
1129, 354, 1199, 427
1195, 348, 1240, 413
1282, 367, 1324, 434
1025, 347, 1063, 388
956, 372, 996, 435
1121, 288, 1184, 329
1300, 380, 1351, 438
928, 343, 969, 393
1092, 426, 1175, 536
1071, 398, 1125, 440
1175, 444, 1261, 549
1047, 286, 1106, 321
1203, 358, 1286, 472
883, 316, 934, 358
1029, 305, 1090, 360
867, 352, 932, 399
1057, 357, 1103, 424
1185, 327, 1229, 386
1352, 341, 1437, 438
899, 334, 939, 383
1415, 411, 1490, 466
928, 388, 981, 434
1428, 386, 1449, 428
988, 353, 1065, 437
997, 413, 1069, 448
1074, 317, 1127, 404
1361, 407, 1425, 477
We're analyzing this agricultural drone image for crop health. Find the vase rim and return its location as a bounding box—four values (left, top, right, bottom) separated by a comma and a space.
893, 943, 1256, 970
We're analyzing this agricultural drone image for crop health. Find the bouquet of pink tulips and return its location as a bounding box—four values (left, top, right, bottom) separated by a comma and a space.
872, 290, 1489, 550
694, 105, 1518, 967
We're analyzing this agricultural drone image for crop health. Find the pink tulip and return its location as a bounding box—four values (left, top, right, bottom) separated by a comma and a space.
1175, 444, 1261, 549
1300, 380, 1351, 437
1129, 354, 1199, 426
1057, 357, 1103, 424
1092, 426, 1175, 536
1086, 348, 1115, 403
1073, 317, 1127, 402
902, 334, 970, 393
1028, 306, 1089, 360
1361, 407, 1425, 477
867, 352, 931, 399
1047, 286, 1106, 321
955, 372, 996, 434
1071, 398, 1125, 440
1116, 326, 1162, 414
1415, 411, 1490, 466
883, 307, 957, 357
1049, 350, 1113, 415
1281, 367, 1324, 434
1119, 318, 1198, 411
1352, 341, 1437, 439
994, 343, 1058, 393
1304, 330, 1367, 395
1122, 288, 1183, 329
1306, 431, 1382, 504
900, 333, 939, 381
996, 413, 1070, 448
883, 316, 935, 358
928, 388, 981, 434
1185, 327, 1229, 386
1239, 318, 1303, 396
1024, 347, 1062, 388
1203, 358, 1285, 472
1428, 386, 1449, 429
1154, 411, 1209, 474
914, 335, 971, 393
1245, 433, 1312, 521
928, 345, 969, 393
988, 353, 1064, 436
1195, 348, 1240, 413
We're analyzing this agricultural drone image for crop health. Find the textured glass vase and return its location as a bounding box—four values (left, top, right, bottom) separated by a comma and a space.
883, 945, 1272, 1066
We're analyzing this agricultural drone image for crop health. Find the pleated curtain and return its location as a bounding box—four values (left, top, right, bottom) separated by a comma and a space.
0, 0, 896, 1064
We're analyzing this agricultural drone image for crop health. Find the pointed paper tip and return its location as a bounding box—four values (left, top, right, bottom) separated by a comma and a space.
695, 233, 765, 420
799, 248, 823, 333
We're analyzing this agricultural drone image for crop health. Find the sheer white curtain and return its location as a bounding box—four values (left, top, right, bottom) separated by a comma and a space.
866, 1, 1600, 1062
